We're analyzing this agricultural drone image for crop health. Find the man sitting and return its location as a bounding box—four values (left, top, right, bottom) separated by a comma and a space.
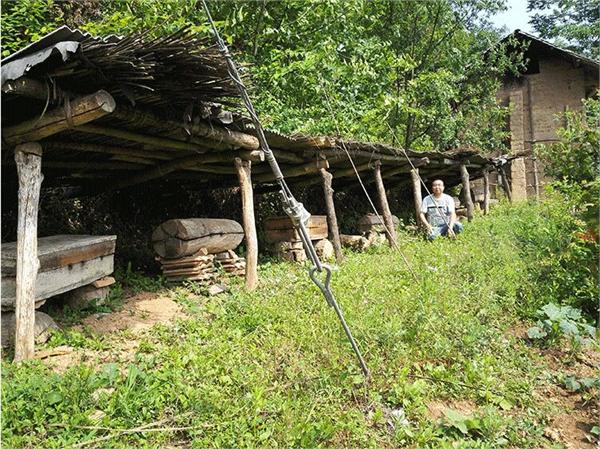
419, 179, 463, 240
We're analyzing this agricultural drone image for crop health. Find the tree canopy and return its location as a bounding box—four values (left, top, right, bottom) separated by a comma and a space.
528, 0, 600, 60
1, 0, 524, 153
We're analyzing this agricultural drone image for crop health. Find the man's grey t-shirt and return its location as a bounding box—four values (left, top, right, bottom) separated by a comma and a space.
421, 193, 455, 227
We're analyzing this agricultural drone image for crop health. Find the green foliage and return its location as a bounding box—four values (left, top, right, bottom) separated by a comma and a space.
0, 0, 62, 57
564, 375, 600, 392
527, 303, 597, 350
528, 0, 600, 59
1, 0, 520, 153
538, 97, 600, 185
115, 262, 166, 294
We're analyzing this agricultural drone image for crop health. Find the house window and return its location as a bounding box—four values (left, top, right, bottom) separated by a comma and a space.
525, 55, 540, 75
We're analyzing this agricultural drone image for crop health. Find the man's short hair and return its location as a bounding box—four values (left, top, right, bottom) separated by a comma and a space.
432, 179, 444, 186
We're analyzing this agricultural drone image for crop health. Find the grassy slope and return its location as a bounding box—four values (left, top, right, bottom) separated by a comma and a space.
2, 202, 595, 448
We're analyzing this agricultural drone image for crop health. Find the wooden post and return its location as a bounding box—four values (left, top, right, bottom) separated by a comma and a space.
234, 158, 258, 291
373, 161, 397, 247
498, 166, 512, 202
459, 164, 474, 222
13, 143, 43, 362
319, 168, 343, 263
483, 168, 490, 215
532, 156, 540, 201
410, 168, 423, 225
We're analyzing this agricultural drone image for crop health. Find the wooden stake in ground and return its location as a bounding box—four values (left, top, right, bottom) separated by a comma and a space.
319, 168, 343, 263
373, 160, 397, 247
13, 143, 43, 362
234, 157, 258, 290
459, 164, 474, 222
498, 166, 512, 202
410, 168, 423, 225
483, 168, 490, 215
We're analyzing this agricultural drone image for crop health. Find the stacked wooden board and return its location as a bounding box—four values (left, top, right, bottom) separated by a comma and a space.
1, 234, 116, 310
214, 250, 246, 277
152, 218, 244, 284
158, 250, 217, 284
264, 216, 330, 262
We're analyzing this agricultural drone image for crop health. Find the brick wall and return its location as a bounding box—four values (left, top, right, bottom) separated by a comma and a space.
498, 54, 596, 199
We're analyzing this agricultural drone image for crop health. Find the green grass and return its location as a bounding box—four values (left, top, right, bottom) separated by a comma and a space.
2, 199, 597, 448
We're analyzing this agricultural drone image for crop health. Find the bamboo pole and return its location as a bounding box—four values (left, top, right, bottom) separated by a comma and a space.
234, 158, 258, 291
532, 156, 540, 201
319, 168, 343, 263
75, 124, 210, 153
410, 168, 423, 224
483, 168, 490, 215
44, 141, 173, 161
2, 78, 260, 151
13, 143, 43, 362
373, 160, 397, 247
254, 159, 329, 183
460, 164, 474, 222
111, 106, 259, 150
3, 91, 116, 145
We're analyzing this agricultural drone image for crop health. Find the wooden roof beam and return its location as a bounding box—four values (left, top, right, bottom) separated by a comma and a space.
3, 90, 116, 145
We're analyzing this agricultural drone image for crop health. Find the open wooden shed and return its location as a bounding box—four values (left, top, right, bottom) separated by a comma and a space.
2, 26, 498, 360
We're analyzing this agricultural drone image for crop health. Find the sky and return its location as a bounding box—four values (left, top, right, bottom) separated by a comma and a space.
490, 0, 536, 35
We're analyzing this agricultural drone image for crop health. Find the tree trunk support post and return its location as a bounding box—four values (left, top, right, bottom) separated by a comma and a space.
319, 168, 343, 263
483, 167, 491, 215
234, 157, 258, 291
13, 143, 43, 362
459, 164, 474, 222
499, 166, 512, 202
373, 160, 397, 247
410, 168, 423, 225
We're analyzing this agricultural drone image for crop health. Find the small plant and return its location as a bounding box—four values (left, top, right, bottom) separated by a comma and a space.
527, 303, 597, 350
115, 262, 166, 294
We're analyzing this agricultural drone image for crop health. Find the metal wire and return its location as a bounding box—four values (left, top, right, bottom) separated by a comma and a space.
201, 0, 369, 377
319, 83, 419, 281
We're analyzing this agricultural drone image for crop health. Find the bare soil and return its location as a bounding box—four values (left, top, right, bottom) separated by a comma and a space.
37, 291, 186, 372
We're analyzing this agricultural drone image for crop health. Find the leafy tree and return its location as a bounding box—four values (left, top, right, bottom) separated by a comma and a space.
528, 0, 600, 59
1, 0, 523, 153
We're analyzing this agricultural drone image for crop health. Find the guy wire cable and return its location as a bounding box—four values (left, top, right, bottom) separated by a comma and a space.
201, 0, 370, 377
319, 82, 419, 281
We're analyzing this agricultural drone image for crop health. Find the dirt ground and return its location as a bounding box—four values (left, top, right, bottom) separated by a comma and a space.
36, 291, 186, 372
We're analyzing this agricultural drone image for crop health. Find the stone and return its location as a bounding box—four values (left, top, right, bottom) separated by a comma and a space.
64, 284, 110, 310
314, 239, 334, 260
207, 283, 228, 296
365, 232, 386, 247
340, 234, 370, 251
1, 311, 58, 347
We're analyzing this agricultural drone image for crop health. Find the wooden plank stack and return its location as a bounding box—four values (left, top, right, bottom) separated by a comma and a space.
214, 250, 246, 277
264, 215, 329, 262
158, 249, 217, 284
